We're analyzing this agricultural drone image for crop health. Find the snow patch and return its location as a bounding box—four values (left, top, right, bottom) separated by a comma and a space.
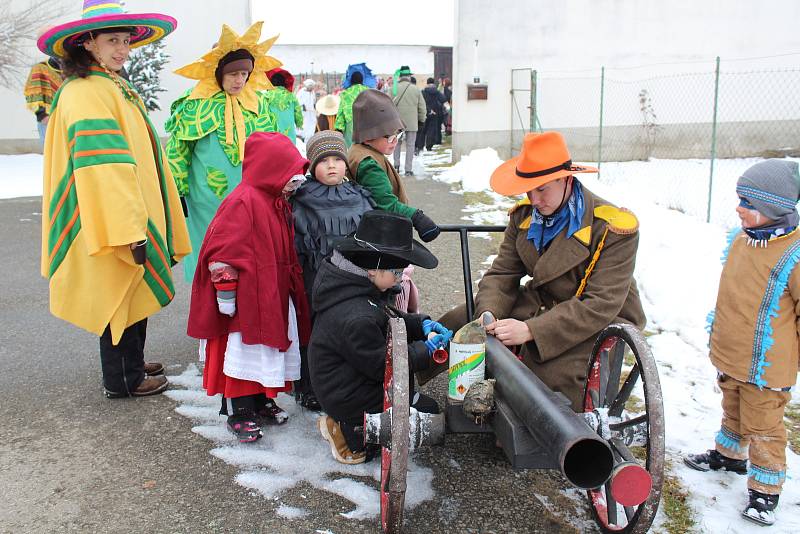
276, 503, 309, 519
0, 154, 43, 199
167, 364, 434, 523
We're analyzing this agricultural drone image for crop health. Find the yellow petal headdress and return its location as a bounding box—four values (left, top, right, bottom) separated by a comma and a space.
174, 22, 282, 159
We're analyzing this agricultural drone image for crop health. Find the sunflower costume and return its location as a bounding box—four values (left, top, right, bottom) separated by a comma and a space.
165, 22, 281, 281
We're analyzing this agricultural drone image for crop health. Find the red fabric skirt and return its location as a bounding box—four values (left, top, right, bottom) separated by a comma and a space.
202, 335, 293, 399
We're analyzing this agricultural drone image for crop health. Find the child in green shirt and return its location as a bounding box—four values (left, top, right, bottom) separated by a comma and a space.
346, 89, 440, 243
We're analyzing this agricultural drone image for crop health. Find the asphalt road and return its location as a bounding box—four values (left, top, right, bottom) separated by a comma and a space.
0, 167, 595, 533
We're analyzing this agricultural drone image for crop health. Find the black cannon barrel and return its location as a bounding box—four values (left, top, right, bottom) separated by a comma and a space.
486, 336, 614, 489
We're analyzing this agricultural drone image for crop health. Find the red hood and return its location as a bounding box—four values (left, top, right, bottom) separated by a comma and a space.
242, 132, 309, 196
267, 68, 296, 92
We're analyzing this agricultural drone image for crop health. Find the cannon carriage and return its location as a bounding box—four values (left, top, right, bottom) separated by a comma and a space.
367, 225, 665, 534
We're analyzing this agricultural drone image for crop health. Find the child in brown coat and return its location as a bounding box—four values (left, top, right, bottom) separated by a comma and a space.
685, 159, 800, 526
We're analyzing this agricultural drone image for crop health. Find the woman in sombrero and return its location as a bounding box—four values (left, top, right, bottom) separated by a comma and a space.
165, 22, 282, 282
38, 1, 190, 398
431, 131, 646, 411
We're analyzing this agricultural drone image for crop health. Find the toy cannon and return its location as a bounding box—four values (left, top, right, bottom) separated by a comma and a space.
366, 225, 665, 534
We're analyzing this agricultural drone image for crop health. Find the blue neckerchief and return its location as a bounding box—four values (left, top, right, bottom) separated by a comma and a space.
527, 180, 585, 252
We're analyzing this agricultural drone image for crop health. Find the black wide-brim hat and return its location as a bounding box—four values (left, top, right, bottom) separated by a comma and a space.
335, 210, 438, 269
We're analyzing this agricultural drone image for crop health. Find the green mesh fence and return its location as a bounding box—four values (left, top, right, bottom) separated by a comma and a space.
519, 57, 800, 225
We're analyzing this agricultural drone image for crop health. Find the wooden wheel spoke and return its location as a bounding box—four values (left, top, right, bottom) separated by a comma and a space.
609, 437, 638, 463
624, 505, 635, 521
609, 413, 648, 432
608, 363, 640, 417
603, 342, 626, 407
605, 480, 618, 526
598, 347, 610, 406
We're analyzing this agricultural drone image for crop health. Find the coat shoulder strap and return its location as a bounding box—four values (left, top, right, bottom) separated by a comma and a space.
594, 205, 639, 235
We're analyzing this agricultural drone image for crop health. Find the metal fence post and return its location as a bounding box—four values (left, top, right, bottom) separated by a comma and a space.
510, 69, 515, 153
707, 56, 721, 223
598, 66, 605, 172
530, 69, 538, 132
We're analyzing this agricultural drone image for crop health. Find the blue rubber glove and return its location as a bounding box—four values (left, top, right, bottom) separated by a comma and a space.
422, 319, 450, 337
425, 333, 451, 356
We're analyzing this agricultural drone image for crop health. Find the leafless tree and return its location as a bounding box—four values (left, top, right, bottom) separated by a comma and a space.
0, 0, 70, 89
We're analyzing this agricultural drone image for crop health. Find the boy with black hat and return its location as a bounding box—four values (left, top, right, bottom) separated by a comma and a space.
347, 88, 440, 243
308, 210, 451, 464
291, 130, 375, 410
685, 159, 800, 526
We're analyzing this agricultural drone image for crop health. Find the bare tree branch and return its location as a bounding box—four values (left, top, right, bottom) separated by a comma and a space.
0, 0, 71, 89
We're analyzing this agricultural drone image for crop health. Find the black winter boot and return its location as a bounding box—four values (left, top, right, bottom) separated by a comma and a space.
255, 397, 289, 425
297, 391, 322, 411
684, 449, 747, 474
742, 489, 778, 526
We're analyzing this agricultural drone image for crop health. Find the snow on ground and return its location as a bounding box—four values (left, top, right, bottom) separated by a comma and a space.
423, 147, 800, 533
0, 154, 43, 199
166, 364, 434, 523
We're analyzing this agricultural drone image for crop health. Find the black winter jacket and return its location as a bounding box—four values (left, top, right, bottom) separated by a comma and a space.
308, 259, 431, 422
422, 85, 446, 118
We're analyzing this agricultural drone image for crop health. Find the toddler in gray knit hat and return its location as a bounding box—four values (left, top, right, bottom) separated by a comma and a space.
684, 158, 800, 526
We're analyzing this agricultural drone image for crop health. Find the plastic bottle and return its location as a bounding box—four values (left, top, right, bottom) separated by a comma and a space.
447, 312, 491, 401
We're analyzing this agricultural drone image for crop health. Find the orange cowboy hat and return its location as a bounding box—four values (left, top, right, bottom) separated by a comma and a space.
490, 131, 598, 196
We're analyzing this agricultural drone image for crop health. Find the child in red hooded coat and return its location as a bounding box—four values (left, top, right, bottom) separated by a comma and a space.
188, 132, 311, 443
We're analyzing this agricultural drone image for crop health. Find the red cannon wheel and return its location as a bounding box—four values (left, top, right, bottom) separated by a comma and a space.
583, 324, 665, 534
380, 318, 410, 534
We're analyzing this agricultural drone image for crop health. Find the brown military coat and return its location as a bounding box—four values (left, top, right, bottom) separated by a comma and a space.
438, 185, 646, 410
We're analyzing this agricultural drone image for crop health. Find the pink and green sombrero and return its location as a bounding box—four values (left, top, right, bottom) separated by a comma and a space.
37, 0, 177, 58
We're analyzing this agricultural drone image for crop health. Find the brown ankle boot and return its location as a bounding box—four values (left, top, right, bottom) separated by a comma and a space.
131, 375, 168, 397
143, 362, 164, 376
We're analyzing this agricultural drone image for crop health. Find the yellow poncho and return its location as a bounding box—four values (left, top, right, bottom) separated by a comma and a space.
41, 66, 191, 344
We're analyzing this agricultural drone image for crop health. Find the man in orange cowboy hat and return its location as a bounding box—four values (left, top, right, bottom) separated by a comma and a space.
427, 131, 646, 411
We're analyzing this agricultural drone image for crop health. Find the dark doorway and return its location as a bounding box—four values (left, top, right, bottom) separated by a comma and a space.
431, 46, 453, 81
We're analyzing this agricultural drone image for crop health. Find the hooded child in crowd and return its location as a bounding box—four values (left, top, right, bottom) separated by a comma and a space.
290, 130, 375, 409
187, 132, 311, 443
309, 210, 452, 464
264, 68, 303, 144
685, 159, 800, 527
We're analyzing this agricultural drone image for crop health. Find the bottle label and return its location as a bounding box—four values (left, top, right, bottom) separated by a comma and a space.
448, 342, 486, 400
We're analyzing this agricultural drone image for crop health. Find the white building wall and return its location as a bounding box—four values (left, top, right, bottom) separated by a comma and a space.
270, 44, 434, 79
453, 0, 800, 160
128, 0, 252, 135
0, 0, 252, 153
0, 0, 76, 152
